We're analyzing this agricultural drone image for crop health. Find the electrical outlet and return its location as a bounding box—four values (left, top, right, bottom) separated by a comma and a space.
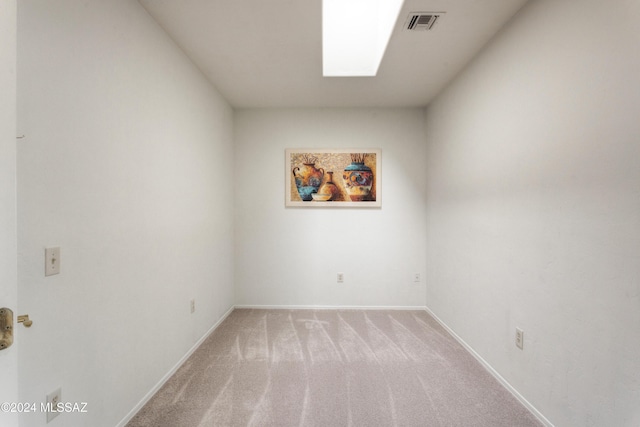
337, 273, 344, 283
414, 273, 421, 283
190, 299, 195, 314
45, 247, 60, 276
46, 387, 62, 423
515, 328, 524, 350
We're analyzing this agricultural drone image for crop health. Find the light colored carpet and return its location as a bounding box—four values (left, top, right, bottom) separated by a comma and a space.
127, 309, 542, 426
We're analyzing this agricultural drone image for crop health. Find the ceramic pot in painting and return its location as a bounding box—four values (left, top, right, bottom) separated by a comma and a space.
343, 162, 373, 201
314, 171, 339, 201
292, 163, 325, 201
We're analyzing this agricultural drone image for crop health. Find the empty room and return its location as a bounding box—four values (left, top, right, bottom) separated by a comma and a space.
1, 0, 638, 426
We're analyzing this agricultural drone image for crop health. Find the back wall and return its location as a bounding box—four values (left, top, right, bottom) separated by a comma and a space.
234, 108, 427, 307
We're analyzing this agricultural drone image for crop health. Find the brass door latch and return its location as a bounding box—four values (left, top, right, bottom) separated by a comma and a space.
18, 314, 33, 328
0, 309, 34, 351
0, 308, 14, 351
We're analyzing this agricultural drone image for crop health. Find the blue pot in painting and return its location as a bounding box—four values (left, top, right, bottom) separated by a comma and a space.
292, 163, 325, 201
343, 158, 373, 201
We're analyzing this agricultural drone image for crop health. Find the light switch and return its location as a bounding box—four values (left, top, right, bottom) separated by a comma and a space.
45, 247, 60, 276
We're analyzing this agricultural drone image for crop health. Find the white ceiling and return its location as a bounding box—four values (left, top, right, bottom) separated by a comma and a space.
139, 0, 529, 108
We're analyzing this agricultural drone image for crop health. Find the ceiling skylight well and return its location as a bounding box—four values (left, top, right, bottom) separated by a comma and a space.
322, 0, 405, 77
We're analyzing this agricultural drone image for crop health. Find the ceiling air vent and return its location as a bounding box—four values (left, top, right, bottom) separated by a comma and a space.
405, 12, 444, 31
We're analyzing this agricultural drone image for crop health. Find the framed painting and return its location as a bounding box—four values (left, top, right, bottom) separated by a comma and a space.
286, 148, 381, 207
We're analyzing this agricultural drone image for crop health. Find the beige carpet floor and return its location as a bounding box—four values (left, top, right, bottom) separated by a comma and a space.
126, 309, 542, 427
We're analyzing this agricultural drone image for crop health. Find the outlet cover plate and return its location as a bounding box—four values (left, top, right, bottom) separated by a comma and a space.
46, 387, 62, 423
515, 328, 524, 350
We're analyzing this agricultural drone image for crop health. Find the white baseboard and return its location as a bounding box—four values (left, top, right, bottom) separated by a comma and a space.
423, 306, 554, 427
115, 305, 235, 427
234, 304, 428, 311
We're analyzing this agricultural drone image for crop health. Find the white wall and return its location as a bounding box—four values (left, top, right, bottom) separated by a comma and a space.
0, 1, 18, 427
17, 1, 234, 426
234, 108, 426, 307
424, 0, 640, 425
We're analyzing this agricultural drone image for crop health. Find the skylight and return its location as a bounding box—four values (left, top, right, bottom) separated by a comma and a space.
322, 0, 405, 77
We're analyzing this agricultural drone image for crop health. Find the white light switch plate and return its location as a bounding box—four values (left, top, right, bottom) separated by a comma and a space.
45, 247, 60, 276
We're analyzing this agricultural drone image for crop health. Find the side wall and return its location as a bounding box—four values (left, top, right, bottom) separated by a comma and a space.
424, 0, 640, 425
17, 1, 234, 426
0, 1, 18, 426
234, 108, 427, 307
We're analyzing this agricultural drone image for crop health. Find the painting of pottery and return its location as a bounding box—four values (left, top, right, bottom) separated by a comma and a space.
286, 149, 381, 207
